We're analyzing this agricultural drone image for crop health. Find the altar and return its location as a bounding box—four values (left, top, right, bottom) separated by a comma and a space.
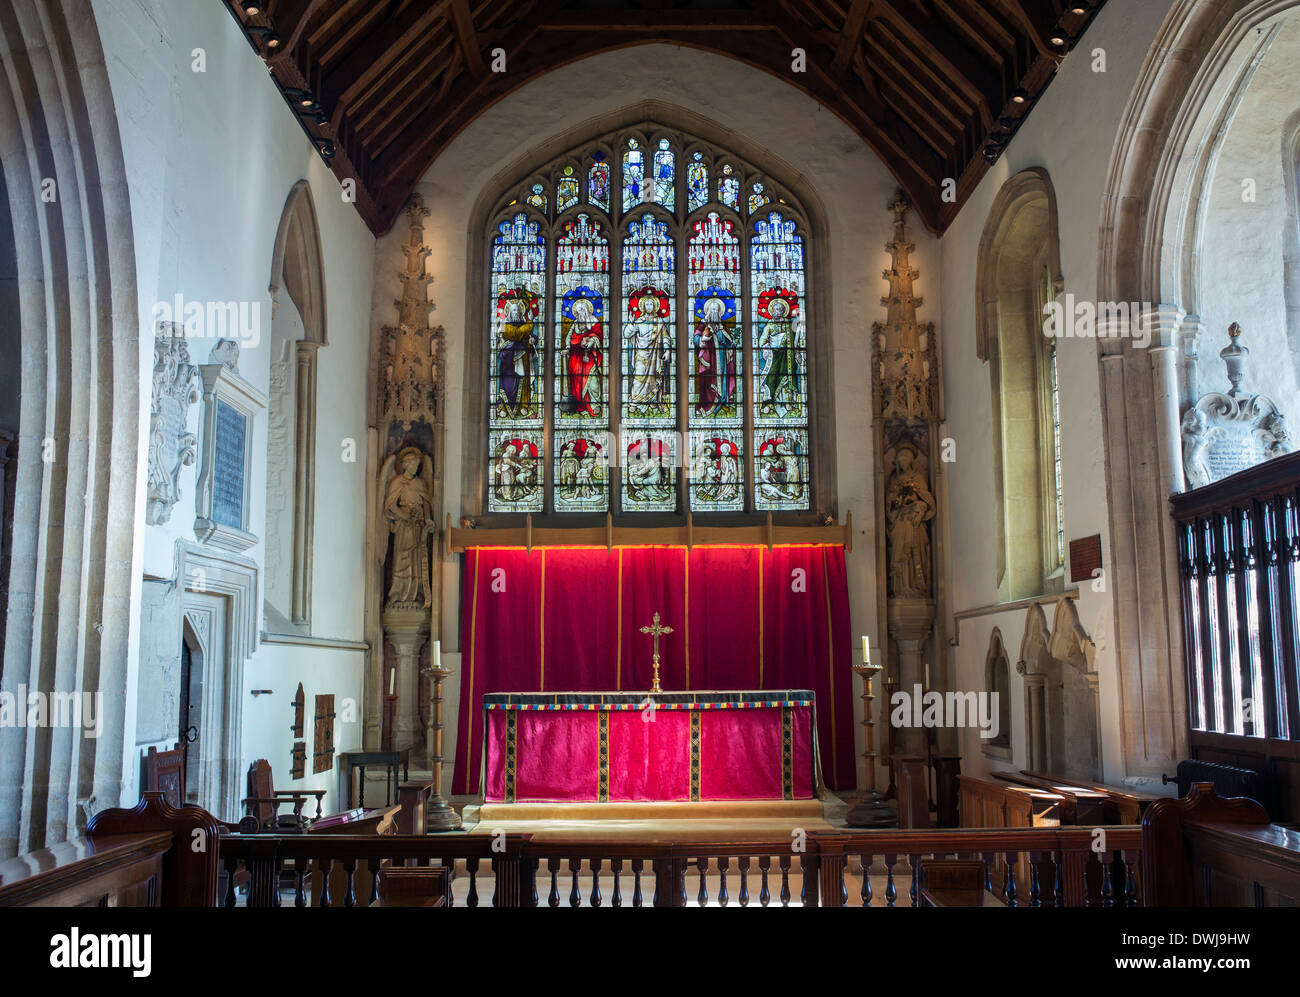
482, 690, 819, 804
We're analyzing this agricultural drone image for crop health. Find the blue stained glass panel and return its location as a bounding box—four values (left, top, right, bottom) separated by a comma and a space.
588, 159, 610, 212
653, 139, 675, 210
621, 213, 676, 427
751, 210, 807, 427
687, 153, 709, 212
489, 213, 545, 428
688, 212, 742, 428
622, 140, 645, 212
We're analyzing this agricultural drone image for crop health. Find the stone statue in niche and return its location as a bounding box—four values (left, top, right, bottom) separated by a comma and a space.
1180, 323, 1291, 489
146, 322, 202, 525
380, 446, 436, 609
885, 442, 936, 599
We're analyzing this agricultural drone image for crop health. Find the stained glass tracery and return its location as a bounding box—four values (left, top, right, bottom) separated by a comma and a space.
488, 134, 813, 515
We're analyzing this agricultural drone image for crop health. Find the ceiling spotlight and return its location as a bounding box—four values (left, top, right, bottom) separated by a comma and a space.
1011, 88, 1029, 105
242, 2, 260, 14
1071, 5, 1088, 13
1050, 34, 1067, 46
248, 26, 281, 49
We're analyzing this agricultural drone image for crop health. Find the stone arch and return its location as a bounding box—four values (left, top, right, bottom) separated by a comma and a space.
460, 99, 836, 522
975, 169, 1066, 600
1093, 0, 1300, 783
0, 0, 141, 856
265, 181, 326, 630
983, 627, 1012, 756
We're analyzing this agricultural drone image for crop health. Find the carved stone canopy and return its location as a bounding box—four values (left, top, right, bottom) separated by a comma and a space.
1181, 324, 1290, 489
381, 194, 444, 431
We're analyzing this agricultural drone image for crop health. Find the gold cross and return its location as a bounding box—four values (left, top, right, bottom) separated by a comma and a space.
639, 611, 674, 694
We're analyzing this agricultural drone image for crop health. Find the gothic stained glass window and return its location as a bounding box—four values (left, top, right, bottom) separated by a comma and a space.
557, 166, 580, 213
687, 152, 709, 213
488, 212, 546, 512
623, 139, 645, 212
622, 212, 677, 512
554, 213, 610, 511
588, 155, 610, 212
751, 210, 808, 510
486, 130, 816, 517
653, 139, 675, 210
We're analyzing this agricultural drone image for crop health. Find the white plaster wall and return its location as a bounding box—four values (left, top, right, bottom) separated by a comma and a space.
381, 43, 942, 783
93, 0, 374, 813
1196, 13, 1300, 411
938, 0, 1176, 785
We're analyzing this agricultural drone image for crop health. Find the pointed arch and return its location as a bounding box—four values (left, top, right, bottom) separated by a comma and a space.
976, 168, 1066, 601
265, 181, 327, 630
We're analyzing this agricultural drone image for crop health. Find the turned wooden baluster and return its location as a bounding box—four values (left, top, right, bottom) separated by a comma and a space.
697, 858, 708, 906
718, 857, 729, 907
1055, 849, 1065, 908
547, 858, 560, 907
568, 858, 581, 907
884, 853, 898, 906
909, 855, 920, 907
1123, 851, 1139, 907
1028, 852, 1043, 907
779, 855, 792, 906
738, 856, 750, 907
610, 858, 623, 907
223, 856, 239, 907
319, 859, 334, 907
860, 855, 873, 907
1101, 854, 1115, 908
343, 858, 357, 907
295, 860, 307, 907
466, 857, 480, 908
981, 851, 995, 895
632, 858, 644, 907
1003, 851, 1019, 907
369, 863, 381, 906
758, 856, 771, 906
589, 858, 603, 907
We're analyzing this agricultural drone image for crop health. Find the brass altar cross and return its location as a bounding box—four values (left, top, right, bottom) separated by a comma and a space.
639, 611, 674, 694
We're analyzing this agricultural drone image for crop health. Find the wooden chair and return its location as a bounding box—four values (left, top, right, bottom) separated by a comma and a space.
241, 759, 325, 833
141, 743, 185, 809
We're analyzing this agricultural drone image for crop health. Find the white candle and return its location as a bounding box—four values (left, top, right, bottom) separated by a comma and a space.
389, 667, 395, 696
861, 635, 870, 665
433, 639, 441, 669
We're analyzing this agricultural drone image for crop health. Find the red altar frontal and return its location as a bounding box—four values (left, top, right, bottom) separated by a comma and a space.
482, 691, 818, 803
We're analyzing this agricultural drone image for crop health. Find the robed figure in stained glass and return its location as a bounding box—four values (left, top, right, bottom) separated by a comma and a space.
757, 289, 801, 414
562, 293, 603, 416
693, 294, 737, 416
497, 294, 537, 419
625, 287, 672, 414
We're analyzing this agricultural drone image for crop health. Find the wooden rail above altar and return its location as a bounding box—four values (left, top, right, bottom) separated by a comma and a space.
445, 511, 852, 553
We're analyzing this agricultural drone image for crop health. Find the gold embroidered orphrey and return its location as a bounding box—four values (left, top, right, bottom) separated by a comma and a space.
639, 611, 674, 694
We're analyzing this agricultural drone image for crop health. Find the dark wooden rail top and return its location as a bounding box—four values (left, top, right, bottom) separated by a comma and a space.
0, 832, 172, 907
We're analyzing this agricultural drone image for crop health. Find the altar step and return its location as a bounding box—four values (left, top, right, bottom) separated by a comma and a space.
469, 798, 824, 824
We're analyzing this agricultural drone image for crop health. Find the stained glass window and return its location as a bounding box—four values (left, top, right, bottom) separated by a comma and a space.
554, 213, 610, 511
623, 139, 645, 212
487, 132, 815, 516
687, 152, 709, 213
588, 154, 610, 212
487, 213, 545, 511
557, 166, 579, 213
751, 211, 808, 510
622, 212, 677, 512
526, 183, 547, 215
653, 138, 675, 210
718, 164, 739, 211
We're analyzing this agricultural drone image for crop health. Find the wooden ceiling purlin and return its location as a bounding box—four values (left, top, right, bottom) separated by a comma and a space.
223, 0, 1109, 236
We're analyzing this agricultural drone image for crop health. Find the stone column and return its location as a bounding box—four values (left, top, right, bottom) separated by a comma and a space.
292, 341, 320, 626
382, 605, 428, 760
889, 599, 935, 754
1024, 673, 1046, 771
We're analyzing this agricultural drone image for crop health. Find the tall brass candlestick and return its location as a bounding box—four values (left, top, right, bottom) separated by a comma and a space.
845, 662, 896, 827
422, 653, 461, 832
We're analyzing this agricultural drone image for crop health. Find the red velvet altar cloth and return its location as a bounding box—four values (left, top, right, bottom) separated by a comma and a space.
454, 546, 855, 796
482, 692, 817, 803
